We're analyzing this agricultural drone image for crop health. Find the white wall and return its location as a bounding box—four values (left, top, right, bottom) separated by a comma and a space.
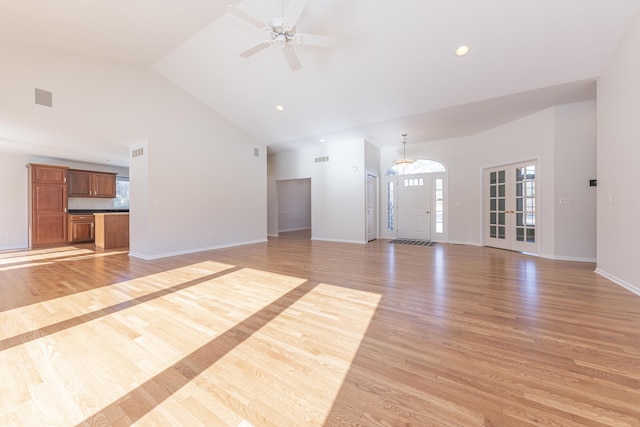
269, 140, 367, 243
267, 157, 279, 237
379, 101, 596, 260
553, 101, 597, 261
277, 179, 311, 232
0, 152, 30, 250
597, 10, 640, 292
0, 43, 266, 258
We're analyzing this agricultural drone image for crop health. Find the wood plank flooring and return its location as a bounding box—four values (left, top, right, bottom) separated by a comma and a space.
1, 236, 640, 426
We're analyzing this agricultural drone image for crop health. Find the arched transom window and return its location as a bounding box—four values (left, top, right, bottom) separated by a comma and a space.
385, 159, 446, 176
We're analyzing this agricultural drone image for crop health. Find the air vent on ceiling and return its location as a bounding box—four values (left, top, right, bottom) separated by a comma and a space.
131, 147, 144, 158
315, 156, 329, 163
35, 88, 53, 107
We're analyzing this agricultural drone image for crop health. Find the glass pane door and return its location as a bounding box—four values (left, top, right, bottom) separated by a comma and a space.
485, 161, 537, 253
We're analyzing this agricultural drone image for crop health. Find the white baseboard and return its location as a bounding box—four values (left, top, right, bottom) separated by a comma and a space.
595, 268, 640, 297
0, 245, 28, 252
311, 237, 366, 245
539, 253, 596, 263
128, 239, 268, 260
278, 227, 311, 233
448, 240, 481, 246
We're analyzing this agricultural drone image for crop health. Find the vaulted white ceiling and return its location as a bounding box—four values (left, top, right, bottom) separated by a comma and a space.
1, 0, 639, 163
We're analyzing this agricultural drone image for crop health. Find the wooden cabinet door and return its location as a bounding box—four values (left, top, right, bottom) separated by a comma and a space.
32, 165, 67, 184
32, 183, 68, 245
28, 164, 68, 247
68, 216, 94, 243
93, 173, 116, 198
68, 170, 91, 196
68, 170, 116, 197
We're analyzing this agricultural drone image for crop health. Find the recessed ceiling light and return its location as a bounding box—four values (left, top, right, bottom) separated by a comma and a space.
456, 45, 470, 57
319, 139, 326, 142
276, 105, 285, 111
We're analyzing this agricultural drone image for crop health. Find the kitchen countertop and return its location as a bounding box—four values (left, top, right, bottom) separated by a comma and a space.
68, 209, 129, 214
93, 212, 129, 216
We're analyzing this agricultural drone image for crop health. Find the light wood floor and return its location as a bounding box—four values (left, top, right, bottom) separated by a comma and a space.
1, 237, 639, 426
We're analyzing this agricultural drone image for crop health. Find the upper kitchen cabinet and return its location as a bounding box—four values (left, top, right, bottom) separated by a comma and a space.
27, 164, 69, 248
68, 169, 116, 198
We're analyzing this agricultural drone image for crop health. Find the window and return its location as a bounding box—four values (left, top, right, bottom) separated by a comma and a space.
515, 165, 536, 242
403, 177, 424, 187
386, 159, 446, 176
435, 178, 444, 234
387, 181, 394, 231
114, 176, 129, 208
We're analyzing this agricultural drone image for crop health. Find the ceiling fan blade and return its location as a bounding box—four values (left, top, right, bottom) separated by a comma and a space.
284, 0, 307, 25
283, 46, 302, 71
296, 33, 336, 48
226, 5, 266, 30
240, 41, 271, 58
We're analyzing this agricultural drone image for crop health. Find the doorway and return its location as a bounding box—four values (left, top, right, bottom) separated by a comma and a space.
277, 178, 311, 238
484, 161, 538, 253
384, 171, 448, 242
397, 174, 431, 240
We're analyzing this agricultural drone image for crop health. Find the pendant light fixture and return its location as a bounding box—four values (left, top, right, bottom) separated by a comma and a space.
393, 134, 415, 166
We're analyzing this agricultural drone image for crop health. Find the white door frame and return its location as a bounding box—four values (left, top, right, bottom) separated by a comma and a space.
366, 174, 378, 242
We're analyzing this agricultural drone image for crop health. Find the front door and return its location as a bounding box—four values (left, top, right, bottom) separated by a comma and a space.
485, 161, 537, 253
397, 174, 431, 240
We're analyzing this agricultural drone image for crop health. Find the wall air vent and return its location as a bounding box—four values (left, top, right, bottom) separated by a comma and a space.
131, 147, 144, 158
314, 156, 330, 163
35, 88, 53, 107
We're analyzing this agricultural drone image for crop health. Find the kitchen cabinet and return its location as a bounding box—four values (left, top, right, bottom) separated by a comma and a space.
27, 164, 69, 248
68, 169, 116, 198
68, 214, 95, 243
94, 213, 129, 249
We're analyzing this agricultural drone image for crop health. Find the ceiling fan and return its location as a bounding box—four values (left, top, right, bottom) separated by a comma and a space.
226, 0, 336, 71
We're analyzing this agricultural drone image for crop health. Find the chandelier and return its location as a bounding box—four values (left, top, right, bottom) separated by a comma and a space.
393, 134, 415, 166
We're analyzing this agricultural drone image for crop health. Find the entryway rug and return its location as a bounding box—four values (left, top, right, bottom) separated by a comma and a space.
389, 239, 437, 246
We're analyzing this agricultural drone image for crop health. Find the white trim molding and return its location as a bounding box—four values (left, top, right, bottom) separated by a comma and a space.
129, 239, 268, 260
595, 268, 640, 297
539, 253, 597, 263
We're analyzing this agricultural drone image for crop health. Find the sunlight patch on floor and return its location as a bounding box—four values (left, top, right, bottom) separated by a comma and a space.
0, 260, 235, 341
0, 248, 95, 267
1, 266, 308, 426
138, 282, 382, 426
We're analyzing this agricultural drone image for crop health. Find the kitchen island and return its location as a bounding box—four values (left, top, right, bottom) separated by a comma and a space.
94, 213, 129, 249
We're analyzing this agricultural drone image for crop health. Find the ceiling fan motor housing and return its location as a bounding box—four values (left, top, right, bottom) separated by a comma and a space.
269, 17, 297, 43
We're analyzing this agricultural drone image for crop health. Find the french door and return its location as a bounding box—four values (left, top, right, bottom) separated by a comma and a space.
485, 161, 537, 253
